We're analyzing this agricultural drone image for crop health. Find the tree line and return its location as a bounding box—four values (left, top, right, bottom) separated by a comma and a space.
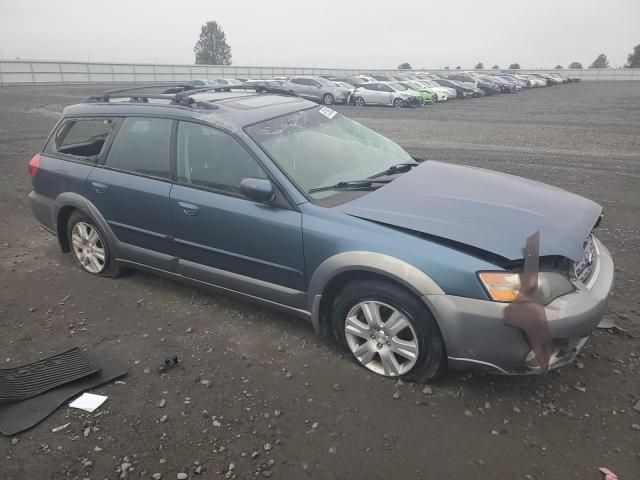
190, 21, 640, 70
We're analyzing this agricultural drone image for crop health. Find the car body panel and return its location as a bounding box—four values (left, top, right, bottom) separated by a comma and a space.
336, 160, 601, 262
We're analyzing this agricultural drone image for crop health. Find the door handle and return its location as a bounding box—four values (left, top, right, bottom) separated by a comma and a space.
91, 181, 108, 194
178, 201, 199, 216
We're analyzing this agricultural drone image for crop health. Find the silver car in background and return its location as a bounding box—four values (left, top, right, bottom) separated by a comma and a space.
353, 81, 423, 107
283, 76, 351, 105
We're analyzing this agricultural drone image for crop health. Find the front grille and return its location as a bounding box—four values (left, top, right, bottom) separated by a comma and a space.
574, 235, 598, 285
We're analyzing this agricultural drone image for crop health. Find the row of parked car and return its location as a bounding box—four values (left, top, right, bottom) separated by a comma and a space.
167, 71, 580, 108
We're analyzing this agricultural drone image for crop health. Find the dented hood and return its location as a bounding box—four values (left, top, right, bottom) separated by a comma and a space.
337, 161, 602, 262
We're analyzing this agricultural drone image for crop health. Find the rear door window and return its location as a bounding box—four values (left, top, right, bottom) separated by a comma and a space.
104, 117, 173, 180
50, 118, 115, 160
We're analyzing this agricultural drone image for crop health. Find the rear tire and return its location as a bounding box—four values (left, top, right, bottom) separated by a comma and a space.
331, 279, 446, 383
67, 210, 120, 277
322, 93, 335, 105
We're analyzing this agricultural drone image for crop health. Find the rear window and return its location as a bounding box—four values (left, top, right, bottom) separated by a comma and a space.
50, 118, 115, 159
105, 117, 172, 180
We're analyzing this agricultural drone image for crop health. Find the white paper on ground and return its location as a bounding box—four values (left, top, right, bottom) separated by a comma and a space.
69, 393, 108, 412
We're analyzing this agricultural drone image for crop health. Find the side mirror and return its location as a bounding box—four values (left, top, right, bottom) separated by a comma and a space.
240, 178, 275, 203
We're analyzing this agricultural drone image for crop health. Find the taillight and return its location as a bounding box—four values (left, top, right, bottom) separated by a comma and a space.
28, 153, 41, 177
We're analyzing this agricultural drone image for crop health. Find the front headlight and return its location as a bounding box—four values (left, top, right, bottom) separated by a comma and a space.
478, 271, 574, 305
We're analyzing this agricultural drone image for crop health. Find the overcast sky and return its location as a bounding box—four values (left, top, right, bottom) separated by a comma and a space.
0, 0, 637, 69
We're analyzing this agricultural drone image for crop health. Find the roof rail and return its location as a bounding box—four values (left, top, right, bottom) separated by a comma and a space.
174, 83, 297, 104
83, 84, 185, 103
83, 83, 298, 108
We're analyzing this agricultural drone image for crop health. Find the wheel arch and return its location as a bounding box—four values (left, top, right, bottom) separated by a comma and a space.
54, 193, 119, 255
308, 251, 444, 335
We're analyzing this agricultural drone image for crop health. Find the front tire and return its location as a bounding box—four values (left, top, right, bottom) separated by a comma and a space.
67, 211, 119, 277
332, 279, 445, 382
393, 98, 405, 108
355, 96, 365, 106
322, 93, 335, 105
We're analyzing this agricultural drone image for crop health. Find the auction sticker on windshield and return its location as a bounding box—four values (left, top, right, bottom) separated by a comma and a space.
319, 107, 337, 119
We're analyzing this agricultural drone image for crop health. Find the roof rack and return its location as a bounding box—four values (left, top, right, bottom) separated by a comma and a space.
174, 83, 297, 104
83, 83, 298, 108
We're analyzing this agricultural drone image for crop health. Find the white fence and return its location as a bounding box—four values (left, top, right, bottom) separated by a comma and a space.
1, 60, 638, 85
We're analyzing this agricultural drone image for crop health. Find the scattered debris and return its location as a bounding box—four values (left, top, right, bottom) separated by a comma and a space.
158, 356, 179, 373
69, 393, 108, 412
598, 467, 619, 480
51, 423, 70, 433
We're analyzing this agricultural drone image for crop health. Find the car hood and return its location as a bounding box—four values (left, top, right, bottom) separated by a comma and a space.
337, 161, 601, 262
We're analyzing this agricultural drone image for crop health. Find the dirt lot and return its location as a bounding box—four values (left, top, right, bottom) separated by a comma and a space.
1, 82, 639, 480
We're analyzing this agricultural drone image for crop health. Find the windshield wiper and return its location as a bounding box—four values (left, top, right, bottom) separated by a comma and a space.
308, 180, 385, 194
367, 162, 418, 180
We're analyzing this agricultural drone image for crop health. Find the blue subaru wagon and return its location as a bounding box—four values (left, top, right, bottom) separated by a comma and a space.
29, 85, 613, 381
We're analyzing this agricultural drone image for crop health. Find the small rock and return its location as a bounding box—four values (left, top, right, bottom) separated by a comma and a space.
490, 430, 499, 435
311, 422, 319, 429
158, 399, 166, 408
263, 442, 272, 451
251, 451, 259, 459
11, 438, 19, 446
51, 423, 70, 433
177, 474, 188, 480
632, 424, 640, 431
212, 420, 222, 427
328, 446, 337, 454
194, 465, 203, 475
513, 406, 522, 414
159, 459, 167, 464
185, 328, 192, 334
159, 415, 168, 423
575, 362, 584, 369
262, 471, 272, 478
332, 384, 340, 392
422, 386, 433, 395
93, 446, 103, 452
83, 427, 91, 437
633, 400, 640, 413
392, 391, 400, 400
274, 410, 281, 418
152, 474, 162, 480
477, 459, 486, 466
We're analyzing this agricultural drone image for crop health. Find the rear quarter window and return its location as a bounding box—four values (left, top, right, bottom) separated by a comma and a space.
47, 118, 115, 160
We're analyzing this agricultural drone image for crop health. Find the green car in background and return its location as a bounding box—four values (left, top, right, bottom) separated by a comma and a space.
396, 82, 436, 105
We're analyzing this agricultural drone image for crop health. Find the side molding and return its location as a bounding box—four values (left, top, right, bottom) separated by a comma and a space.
307, 251, 445, 332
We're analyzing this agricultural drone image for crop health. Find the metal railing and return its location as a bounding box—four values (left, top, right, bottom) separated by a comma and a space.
0, 60, 638, 85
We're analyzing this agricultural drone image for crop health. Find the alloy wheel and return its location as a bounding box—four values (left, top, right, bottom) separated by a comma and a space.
344, 301, 419, 376
71, 222, 106, 273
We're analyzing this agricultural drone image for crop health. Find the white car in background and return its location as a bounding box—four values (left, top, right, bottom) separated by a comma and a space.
353, 81, 423, 107
415, 78, 457, 99
354, 75, 377, 83
212, 78, 244, 86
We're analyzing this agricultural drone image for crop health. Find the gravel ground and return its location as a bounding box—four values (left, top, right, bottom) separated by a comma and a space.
0, 82, 639, 480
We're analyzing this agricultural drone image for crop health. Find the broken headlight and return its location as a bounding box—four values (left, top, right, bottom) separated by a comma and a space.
477, 271, 575, 305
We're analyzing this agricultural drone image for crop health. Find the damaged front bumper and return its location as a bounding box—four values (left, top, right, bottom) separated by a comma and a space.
424, 237, 614, 375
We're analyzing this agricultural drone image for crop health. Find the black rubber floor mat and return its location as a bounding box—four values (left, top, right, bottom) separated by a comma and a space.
0, 348, 99, 403
0, 351, 127, 436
